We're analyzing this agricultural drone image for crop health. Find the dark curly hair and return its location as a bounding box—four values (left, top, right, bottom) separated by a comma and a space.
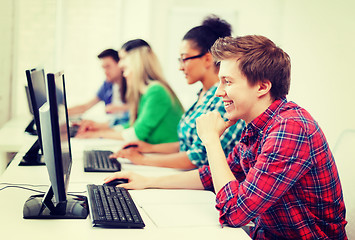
183, 14, 232, 54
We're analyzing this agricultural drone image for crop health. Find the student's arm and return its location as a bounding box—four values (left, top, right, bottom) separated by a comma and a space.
76, 119, 110, 133
114, 149, 197, 170
120, 141, 180, 154
197, 112, 313, 227
68, 97, 100, 116
144, 152, 197, 169
196, 111, 237, 192
104, 169, 204, 190
105, 103, 129, 114
75, 128, 123, 140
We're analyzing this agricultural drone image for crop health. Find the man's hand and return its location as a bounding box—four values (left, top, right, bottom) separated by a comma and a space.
196, 111, 236, 144
121, 141, 154, 153
105, 104, 129, 114
110, 148, 145, 165
76, 120, 99, 134
75, 130, 106, 139
104, 171, 152, 190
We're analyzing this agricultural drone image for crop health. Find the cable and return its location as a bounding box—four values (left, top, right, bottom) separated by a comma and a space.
0, 182, 48, 194
0, 185, 45, 194
0, 182, 48, 187
68, 191, 87, 195
0, 182, 87, 195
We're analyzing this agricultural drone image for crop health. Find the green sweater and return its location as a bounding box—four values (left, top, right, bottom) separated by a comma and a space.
129, 82, 184, 144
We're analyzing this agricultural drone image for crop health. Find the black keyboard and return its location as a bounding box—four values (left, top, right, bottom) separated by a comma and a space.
84, 150, 121, 172
87, 184, 145, 228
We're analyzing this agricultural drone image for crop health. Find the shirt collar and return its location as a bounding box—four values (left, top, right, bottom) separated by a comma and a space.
197, 82, 218, 99
246, 97, 287, 134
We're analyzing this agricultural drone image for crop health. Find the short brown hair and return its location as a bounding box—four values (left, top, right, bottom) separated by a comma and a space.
211, 35, 291, 100
98, 49, 119, 62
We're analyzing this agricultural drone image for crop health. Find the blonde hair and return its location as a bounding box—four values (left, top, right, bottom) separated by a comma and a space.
124, 45, 182, 124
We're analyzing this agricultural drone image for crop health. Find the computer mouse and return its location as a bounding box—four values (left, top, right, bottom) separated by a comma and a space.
123, 144, 138, 149
104, 179, 129, 187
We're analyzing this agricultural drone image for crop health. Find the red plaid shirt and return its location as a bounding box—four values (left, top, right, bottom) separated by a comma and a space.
199, 98, 347, 239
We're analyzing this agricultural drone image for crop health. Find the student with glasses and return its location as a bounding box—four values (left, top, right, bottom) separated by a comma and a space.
110, 15, 245, 169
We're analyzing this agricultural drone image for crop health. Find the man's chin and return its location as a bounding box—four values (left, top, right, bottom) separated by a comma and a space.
225, 113, 239, 122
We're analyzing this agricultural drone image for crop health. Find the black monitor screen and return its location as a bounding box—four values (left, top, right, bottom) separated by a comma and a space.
46, 72, 71, 200
25, 69, 46, 150
55, 75, 70, 190
25, 86, 34, 115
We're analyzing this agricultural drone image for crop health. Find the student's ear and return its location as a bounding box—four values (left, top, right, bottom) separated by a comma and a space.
257, 80, 272, 98
203, 52, 214, 67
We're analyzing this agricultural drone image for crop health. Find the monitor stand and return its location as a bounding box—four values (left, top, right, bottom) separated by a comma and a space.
19, 139, 45, 166
24, 118, 37, 136
23, 187, 88, 219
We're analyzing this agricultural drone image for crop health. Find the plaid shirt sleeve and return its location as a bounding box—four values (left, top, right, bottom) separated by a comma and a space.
215, 118, 313, 227
199, 142, 247, 192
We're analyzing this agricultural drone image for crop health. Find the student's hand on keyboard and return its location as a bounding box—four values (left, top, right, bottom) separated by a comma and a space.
76, 119, 109, 135
105, 103, 129, 114
75, 120, 104, 138
110, 148, 145, 165
104, 171, 151, 190
76, 120, 98, 133
75, 129, 107, 139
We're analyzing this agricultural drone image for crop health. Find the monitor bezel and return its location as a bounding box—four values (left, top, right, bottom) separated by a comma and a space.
25, 68, 46, 150
45, 71, 72, 202
20, 68, 47, 166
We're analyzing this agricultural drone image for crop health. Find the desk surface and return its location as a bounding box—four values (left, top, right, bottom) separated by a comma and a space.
0, 138, 251, 240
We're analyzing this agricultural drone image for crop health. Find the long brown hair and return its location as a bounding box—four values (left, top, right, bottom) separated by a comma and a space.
122, 43, 183, 124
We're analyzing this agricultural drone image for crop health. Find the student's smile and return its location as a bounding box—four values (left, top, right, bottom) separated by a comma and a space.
223, 100, 234, 112
216, 59, 258, 123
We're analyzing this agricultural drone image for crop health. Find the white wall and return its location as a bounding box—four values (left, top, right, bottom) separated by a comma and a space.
282, 0, 355, 147
2, 0, 354, 148
0, 0, 14, 126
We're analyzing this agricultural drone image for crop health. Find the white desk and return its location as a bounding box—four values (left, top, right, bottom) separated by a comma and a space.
0, 138, 251, 240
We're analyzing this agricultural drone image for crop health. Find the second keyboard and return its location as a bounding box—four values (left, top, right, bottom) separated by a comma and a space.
84, 150, 121, 172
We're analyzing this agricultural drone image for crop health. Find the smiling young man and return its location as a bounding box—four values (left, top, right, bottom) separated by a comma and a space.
105, 35, 347, 239
196, 35, 347, 239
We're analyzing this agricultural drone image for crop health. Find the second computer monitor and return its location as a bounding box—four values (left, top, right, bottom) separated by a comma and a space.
23, 71, 88, 219
21, 68, 47, 166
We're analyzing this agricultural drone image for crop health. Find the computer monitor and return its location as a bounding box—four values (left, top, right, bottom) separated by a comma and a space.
24, 85, 41, 135
23, 71, 88, 219
20, 69, 47, 166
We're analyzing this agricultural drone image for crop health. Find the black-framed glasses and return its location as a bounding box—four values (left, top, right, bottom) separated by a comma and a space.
178, 53, 205, 64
